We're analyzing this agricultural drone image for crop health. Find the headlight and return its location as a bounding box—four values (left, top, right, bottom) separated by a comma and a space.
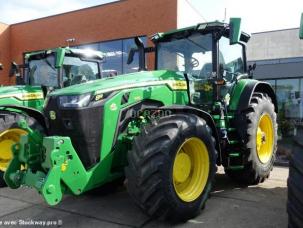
58, 93, 91, 108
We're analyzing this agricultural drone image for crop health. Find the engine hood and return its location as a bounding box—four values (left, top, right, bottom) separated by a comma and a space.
49, 70, 186, 96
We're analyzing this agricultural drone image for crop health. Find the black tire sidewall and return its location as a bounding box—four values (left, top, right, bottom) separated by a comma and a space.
246, 96, 277, 177
288, 139, 303, 227
0, 111, 37, 131
161, 117, 217, 218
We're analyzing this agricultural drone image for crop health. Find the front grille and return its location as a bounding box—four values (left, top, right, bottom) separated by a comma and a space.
44, 97, 103, 169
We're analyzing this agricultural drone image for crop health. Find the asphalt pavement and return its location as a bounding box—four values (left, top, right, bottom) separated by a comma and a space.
0, 166, 288, 228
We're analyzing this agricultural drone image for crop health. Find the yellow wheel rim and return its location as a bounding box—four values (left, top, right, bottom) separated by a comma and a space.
256, 113, 274, 164
173, 137, 210, 202
0, 128, 27, 172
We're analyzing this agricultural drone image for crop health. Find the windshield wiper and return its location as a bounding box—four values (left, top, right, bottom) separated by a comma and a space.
45, 58, 56, 70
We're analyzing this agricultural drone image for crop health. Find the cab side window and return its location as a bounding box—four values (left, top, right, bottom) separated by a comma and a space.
219, 36, 244, 82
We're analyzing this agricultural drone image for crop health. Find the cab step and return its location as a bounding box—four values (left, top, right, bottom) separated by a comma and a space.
212, 115, 233, 120
228, 140, 239, 145
229, 152, 240, 157
227, 128, 236, 132
226, 165, 244, 170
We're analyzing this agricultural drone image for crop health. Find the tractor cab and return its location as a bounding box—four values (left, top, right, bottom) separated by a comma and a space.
130, 19, 253, 111
10, 48, 105, 90
153, 21, 251, 109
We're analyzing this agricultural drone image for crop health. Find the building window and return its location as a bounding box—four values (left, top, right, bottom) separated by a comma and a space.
262, 80, 276, 92
276, 78, 301, 136
122, 38, 143, 74
77, 36, 147, 77
99, 40, 123, 77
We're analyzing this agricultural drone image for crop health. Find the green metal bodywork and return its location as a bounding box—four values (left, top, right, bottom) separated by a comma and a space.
0, 85, 44, 111
6, 70, 190, 205
228, 79, 259, 111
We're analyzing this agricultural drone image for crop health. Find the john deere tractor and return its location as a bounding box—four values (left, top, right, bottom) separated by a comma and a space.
287, 13, 303, 228
2, 19, 277, 222
0, 47, 104, 186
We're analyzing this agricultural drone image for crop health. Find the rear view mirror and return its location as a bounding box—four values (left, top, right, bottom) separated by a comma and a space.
229, 18, 241, 44
0, 63, 3, 71
127, 37, 155, 71
9, 62, 20, 77
300, 13, 303, 39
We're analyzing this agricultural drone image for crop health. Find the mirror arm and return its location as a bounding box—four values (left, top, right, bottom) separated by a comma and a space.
127, 37, 155, 72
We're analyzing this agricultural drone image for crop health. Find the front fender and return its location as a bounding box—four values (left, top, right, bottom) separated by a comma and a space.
142, 105, 221, 156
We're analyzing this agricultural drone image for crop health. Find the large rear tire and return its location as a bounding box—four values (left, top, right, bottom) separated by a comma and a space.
0, 111, 40, 187
125, 114, 217, 222
226, 93, 277, 185
287, 135, 303, 228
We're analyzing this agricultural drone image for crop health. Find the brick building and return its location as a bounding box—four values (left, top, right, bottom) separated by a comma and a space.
0, 0, 202, 84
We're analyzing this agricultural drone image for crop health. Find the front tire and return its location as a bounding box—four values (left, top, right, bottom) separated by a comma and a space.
0, 111, 40, 187
226, 93, 277, 185
125, 114, 217, 222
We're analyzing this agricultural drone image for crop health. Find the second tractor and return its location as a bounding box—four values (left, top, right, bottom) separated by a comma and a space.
0, 47, 104, 186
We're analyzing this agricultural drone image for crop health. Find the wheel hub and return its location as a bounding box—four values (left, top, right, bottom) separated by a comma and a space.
172, 137, 210, 202
256, 113, 274, 164
256, 128, 266, 151
173, 152, 192, 183
0, 129, 27, 171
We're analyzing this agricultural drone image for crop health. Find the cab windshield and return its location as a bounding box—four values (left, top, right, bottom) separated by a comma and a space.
28, 54, 58, 87
28, 54, 100, 88
157, 33, 213, 79
62, 56, 99, 87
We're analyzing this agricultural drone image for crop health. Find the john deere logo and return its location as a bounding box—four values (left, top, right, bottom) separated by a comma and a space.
110, 103, 117, 111
49, 111, 56, 120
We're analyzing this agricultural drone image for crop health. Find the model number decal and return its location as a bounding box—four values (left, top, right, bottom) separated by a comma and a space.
0, 92, 44, 101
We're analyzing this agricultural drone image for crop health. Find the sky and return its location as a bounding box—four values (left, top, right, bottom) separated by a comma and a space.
0, 0, 302, 33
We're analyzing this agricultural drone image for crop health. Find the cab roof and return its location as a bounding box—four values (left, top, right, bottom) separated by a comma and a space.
151, 21, 250, 43
25, 47, 105, 61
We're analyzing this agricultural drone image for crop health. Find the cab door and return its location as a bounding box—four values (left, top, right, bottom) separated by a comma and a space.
217, 36, 246, 105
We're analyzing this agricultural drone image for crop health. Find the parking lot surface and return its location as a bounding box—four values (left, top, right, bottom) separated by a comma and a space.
0, 166, 288, 228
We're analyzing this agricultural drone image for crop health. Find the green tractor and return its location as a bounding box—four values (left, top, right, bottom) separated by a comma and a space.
2, 19, 277, 222
0, 47, 104, 186
287, 13, 303, 228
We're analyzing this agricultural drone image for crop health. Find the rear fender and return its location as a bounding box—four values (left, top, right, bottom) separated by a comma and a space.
228, 79, 278, 142
229, 80, 278, 113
